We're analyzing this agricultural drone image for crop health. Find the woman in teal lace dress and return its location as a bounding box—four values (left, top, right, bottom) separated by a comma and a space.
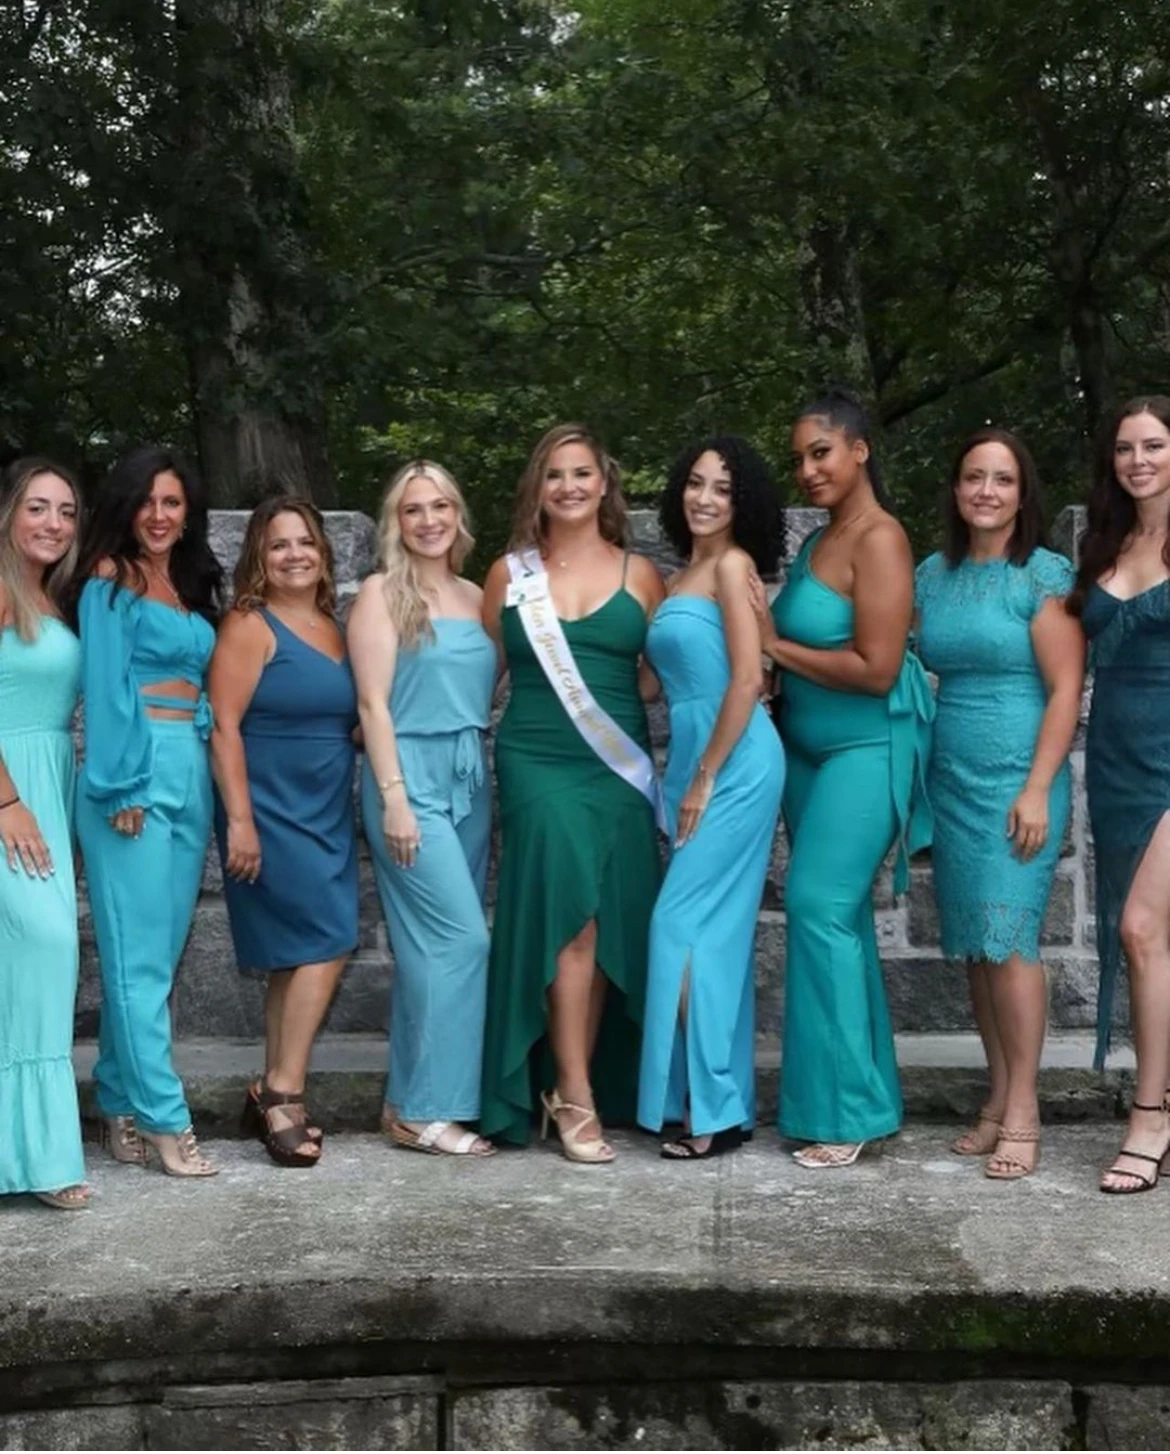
916, 429, 1083, 1180
1068, 395, 1170, 1194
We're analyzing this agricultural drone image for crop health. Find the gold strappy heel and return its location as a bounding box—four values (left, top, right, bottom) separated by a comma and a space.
540, 1090, 615, 1164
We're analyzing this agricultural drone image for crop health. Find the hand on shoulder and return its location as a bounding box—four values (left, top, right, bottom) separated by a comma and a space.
93, 557, 118, 580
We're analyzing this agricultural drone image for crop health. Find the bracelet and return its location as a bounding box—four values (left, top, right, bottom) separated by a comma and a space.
379, 775, 406, 798
0, 794, 19, 812
695, 761, 712, 782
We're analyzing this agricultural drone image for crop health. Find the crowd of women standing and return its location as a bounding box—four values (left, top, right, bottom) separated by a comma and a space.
3, 390, 1170, 1209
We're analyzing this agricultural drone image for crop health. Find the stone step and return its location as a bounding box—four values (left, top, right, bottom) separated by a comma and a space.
72, 1032, 1134, 1138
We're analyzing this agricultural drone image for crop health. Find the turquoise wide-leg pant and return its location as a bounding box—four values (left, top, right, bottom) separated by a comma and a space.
778, 742, 903, 1144
77, 719, 211, 1134
361, 729, 491, 1122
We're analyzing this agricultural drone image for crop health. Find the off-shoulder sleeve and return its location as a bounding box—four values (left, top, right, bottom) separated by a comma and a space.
79, 578, 154, 811
1028, 548, 1074, 614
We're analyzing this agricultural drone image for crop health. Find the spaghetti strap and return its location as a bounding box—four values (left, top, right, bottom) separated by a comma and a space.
621, 550, 631, 586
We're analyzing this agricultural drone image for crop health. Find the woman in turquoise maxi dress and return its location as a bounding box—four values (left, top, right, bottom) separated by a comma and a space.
0, 457, 88, 1209
637, 437, 785, 1158
756, 389, 933, 1168
915, 429, 1082, 1180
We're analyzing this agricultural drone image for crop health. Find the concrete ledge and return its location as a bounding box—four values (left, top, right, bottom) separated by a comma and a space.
70, 1033, 1136, 1137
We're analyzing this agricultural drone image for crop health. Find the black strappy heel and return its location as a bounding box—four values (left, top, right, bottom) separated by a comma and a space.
1099, 1100, 1170, 1195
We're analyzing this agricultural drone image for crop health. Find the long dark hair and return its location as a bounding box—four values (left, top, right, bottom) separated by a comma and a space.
943, 428, 1049, 566
75, 447, 223, 622
1067, 395, 1170, 617
794, 384, 893, 510
660, 435, 785, 574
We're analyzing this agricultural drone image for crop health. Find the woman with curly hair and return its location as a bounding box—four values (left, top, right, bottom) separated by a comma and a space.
637, 437, 785, 1159
75, 446, 223, 1177
209, 496, 358, 1167
479, 423, 665, 1160
751, 387, 933, 1169
1068, 395, 1170, 1194
347, 461, 496, 1158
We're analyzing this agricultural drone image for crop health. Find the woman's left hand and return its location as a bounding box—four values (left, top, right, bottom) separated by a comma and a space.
1007, 783, 1048, 861
747, 571, 781, 654
675, 770, 714, 848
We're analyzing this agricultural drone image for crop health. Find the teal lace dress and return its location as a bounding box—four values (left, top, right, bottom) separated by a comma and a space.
915, 548, 1074, 965
1082, 579, 1170, 1068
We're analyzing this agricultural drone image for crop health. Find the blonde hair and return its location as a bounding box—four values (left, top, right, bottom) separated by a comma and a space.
508, 423, 628, 552
232, 495, 336, 616
0, 457, 82, 642
377, 460, 474, 648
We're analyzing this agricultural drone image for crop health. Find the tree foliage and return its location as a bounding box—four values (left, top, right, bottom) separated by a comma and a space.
2, 0, 1168, 555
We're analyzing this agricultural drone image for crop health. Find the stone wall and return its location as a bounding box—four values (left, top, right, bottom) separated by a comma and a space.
75, 506, 1104, 1045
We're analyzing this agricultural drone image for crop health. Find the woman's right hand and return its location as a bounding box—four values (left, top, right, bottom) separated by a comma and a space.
110, 806, 145, 839
384, 791, 421, 868
225, 817, 262, 882
0, 800, 53, 877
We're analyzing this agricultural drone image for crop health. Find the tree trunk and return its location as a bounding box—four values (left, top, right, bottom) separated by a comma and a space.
170, 0, 334, 506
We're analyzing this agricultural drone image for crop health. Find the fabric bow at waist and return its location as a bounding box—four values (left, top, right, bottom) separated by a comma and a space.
887, 652, 935, 895
451, 725, 485, 826
141, 690, 214, 741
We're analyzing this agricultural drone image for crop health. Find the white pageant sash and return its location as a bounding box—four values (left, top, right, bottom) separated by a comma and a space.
506, 548, 666, 832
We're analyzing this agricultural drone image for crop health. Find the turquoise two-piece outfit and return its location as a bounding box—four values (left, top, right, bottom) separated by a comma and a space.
1082, 578, 1170, 1068
637, 594, 784, 1137
915, 548, 1073, 966
360, 618, 496, 1122
76, 578, 215, 1135
0, 618, 87, 1195
771, 529, 933, 1144
215, 609, 358, 973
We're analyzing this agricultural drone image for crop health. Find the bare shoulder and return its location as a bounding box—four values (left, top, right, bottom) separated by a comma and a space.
217, 605, 271, 646
483, 556, 511, 591
93, 557, 119, 580
0, 580, 8, 627
857, 514, 912, 567
714, 546, 754, 586
354, 572, 388, 607
626, 551, 666, 599
454, 576, 484, 609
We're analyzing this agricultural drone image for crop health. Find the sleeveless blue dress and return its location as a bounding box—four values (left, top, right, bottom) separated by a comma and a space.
637, 595, 784, 1136
360, 618, 496, 1121
215, 609, 359, 972
915, 548, 1073, 964
1082, 579, 1170, 1067
0, 619, 85, 1195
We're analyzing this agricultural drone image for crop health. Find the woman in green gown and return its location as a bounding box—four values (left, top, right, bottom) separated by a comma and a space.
480, 424, 665, 1159
754, 387, 933, 1169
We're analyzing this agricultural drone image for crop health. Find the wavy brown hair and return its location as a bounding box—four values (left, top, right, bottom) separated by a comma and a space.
0, 456, 83, 640
1068, 395, 1170, 617
232, 495, 336, 616
943, 427, 1049, 566
508, 423, 628, 552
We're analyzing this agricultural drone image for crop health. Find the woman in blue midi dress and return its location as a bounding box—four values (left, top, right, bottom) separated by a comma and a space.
349, 461, 496, 1158
0, 457, 88, 1210
916, 429, 1083, 1180
210, 496, 358, 1167
638, 437, 785, 1158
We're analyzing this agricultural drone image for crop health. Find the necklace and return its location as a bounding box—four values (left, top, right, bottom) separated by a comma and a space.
273, 604, 324, 630
141, 559, 182, 607
824, 502, 880, 542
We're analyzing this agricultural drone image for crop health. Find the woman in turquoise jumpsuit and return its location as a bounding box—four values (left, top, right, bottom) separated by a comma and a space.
349, 461, 496, 1157
638, 436, 785, 1159
74, 447, 223, 1178
755, 388, 933, 1168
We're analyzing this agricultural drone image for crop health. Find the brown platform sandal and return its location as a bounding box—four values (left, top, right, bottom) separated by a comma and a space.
242, 1078, 323, 1145
255, 1086, 321, 1168
950, 1109, 1001, 1156
984, 1125, 1040, 1180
